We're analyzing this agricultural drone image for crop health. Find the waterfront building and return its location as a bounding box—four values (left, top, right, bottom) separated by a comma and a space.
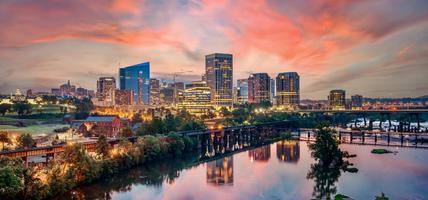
329, 89, 346, 110
205, 53, 233, 108
81, 116, 122, 138
115, 89, 134, 106
276, 140, 300, 163
97, 77, 116, 105
150, 78, 160, 106
276, 72, 300, 109
206, 156, 233, 186
248, 73, 271, 104
179, 81, 212, 115
236, 79, 248, 104
119, 62, 150, 105
351, 94, 363, 110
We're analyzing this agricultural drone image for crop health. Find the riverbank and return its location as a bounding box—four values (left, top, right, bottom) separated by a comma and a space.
0, 129, 292, 200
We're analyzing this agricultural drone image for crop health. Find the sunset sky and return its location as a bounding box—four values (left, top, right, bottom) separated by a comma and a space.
1, 0, 428, 99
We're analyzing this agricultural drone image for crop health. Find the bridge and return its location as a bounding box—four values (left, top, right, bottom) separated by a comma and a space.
278, 109, 428, 114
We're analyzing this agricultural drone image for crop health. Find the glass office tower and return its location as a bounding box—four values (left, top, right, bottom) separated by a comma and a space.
119, 62, 150, 105
205, 53, 233, 108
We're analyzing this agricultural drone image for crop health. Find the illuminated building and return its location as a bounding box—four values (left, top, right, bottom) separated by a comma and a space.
276, 140, 300, 163
270, 78, 275, 104
205, 53, 233, 108
160, 87, 174, 106
76, 87, 89, 98
97, 77, 116, 104
26, 89, 33, 98
82, 116, 121, 138
51, 88, 61, 96
59, 80, 76, 96
115, 89, 134, 106
10, 89, 26, 102
179, 81, 212, 115
150, 78, 160, 106
248, 145, 271, 162
329, 89, 346, 110
248, 73, 271, 104
236, 79, 248, 104
276, 72, 300, 109
119, 62, 150, 105
206, 156, 233, 186
351, 94, 363, 110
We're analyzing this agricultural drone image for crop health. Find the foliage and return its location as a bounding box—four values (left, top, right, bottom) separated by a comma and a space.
371, 149, 393, 154
17, 133, 36, 149
334, 194, 351, 200
73, 98, 94, 119
120, 127, 134, 137
306, 124, 356, 200
0, 103, 12, 116
13, 102, 32, 116
96, 135, 109, 159
375, 192, 389, 200
0, 131, 11, 151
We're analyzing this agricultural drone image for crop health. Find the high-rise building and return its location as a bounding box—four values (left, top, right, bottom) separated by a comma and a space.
76, 87, 88, 98
276, 72, 300, 109
205, 53, 233, 108
160, 87, 174, 106
248, 73, 271, 104
149, 78, 160, 106
119, 62, 150, 105
26, 89, 33, 98
236, 79, 248, 104
329, 89, 346, 110
351, 94, 363, 110
179, 81, 212, 115
270, 78, 275, 104
115, 89, 134, 106
97, 77, 116, 104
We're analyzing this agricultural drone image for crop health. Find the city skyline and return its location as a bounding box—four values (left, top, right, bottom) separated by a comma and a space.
1, 0, 428, 99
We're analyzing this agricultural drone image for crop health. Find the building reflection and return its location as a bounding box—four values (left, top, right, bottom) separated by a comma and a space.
276, 140, 300, 163
248, 145, 271, 162
206, 156, 233, 186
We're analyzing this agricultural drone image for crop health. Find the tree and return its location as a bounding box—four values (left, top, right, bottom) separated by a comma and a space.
13, 102, 32, 116
73, 98, 94, 119
120, 127, 134, 138
0, 132, 11, 151
164, 114, 177, 133
0, 103, 12, 116
17, 133, 35, 149
96, 135, 109, 159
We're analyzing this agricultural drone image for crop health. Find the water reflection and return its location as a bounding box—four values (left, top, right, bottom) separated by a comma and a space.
276, 140, 300, 163
248, 145, 271, 162
206, 156, 234, 186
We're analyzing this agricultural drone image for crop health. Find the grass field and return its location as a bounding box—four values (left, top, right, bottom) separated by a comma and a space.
0, 124, 69, 136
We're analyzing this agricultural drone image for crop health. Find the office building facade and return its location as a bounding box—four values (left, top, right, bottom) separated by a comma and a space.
236, 79, 248, 104
329, 89, 346, 110
97, 77, 116, 104
119, 62, 150, 105
205, 53, 233, 107
351, 94, 363, 110
276, 72, 300, 109
248, 73, 271, 104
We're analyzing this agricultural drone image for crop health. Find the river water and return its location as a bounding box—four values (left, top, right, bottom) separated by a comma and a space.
70, 140, 428, 199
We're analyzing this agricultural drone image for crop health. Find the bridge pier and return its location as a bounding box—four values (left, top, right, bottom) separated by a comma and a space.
387, 134, 390, 146
362, 132, 365, 144
374, 133, 377, 144
350, 132, 353, 143
400, 134, 404, 147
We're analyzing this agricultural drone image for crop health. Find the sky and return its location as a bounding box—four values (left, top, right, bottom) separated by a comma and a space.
0, 0, 428, 99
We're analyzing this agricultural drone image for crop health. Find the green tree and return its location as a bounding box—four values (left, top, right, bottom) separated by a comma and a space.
164, 114, 177, 133
0, 166, 21, 199
167, 134, 185, 155
0, 132, 11, 151
17, 133, 35, 149
13, 102, 32, 116
120, 127, 134, 138
96, 135, 109, 159
62, 143, 100, 184
73, 98, 94, 119
0, 103, 12, 116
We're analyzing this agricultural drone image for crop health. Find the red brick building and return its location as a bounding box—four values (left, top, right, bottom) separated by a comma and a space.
83, 116, 122, 138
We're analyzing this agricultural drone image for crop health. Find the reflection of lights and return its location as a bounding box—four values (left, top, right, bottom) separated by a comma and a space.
250, 157, 254, 163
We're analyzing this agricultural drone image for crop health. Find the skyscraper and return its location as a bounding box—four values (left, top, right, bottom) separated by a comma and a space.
97, 77, 116, 104
351, 94, 363, 110
205, 53, 233, 107
276, 72, 300, 109
329, 89, 346, 110
248, 73, 271, 104
119, 62, 150, 105
237, 79, 248, 104
179, 81, 212, 116
149, 78, 160, 106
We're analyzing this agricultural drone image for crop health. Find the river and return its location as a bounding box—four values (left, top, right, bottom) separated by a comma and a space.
69, 140, 428, 199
